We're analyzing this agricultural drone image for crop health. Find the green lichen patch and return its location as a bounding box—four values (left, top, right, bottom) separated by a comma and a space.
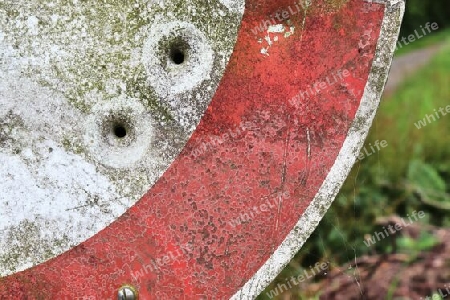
0, 219, 71, 274
0, 0, 241, 115
126, 67, 174, 123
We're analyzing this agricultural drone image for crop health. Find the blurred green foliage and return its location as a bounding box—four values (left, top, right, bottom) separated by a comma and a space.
394, 28, 450, 56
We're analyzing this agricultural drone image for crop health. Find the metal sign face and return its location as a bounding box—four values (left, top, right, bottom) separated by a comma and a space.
0, 0, 403, 299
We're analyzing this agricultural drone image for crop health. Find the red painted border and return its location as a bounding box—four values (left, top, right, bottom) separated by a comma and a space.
0, 0, 384, 298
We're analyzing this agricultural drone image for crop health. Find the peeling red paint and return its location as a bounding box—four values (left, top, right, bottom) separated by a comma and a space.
0, 0, 385, 298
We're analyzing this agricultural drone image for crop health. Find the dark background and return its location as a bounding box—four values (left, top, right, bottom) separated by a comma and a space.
401, 0, 450, 36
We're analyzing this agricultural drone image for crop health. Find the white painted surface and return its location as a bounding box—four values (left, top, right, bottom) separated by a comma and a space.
0, 0, 244, 276
219, 0, 246, 14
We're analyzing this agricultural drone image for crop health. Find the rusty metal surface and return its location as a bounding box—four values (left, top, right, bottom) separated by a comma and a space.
0, 0, 403, 299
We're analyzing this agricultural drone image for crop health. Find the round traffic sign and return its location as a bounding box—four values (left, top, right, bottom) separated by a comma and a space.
0, 0, 404, 298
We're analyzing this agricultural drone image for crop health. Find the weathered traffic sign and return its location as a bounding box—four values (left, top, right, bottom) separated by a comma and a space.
0, 0, 404, 298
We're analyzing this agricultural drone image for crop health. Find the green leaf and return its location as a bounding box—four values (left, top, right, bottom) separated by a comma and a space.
407, 160, 446, 192
407, 160, 450, 209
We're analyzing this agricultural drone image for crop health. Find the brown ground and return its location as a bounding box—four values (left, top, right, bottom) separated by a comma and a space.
297, 220, 450, 300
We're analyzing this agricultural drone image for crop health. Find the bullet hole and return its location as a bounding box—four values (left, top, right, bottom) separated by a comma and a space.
170, 47, 186, 65
113, 123, 127, 138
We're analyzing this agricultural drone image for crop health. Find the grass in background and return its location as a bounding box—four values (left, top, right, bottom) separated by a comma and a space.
394, 28, 450, 56
257, 33, 450, 300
